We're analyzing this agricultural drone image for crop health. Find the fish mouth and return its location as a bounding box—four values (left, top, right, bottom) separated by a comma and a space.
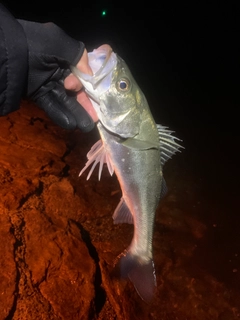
91, 45, 113, 89
71, 44, 118, 111
70, 44, 115, 91
85, 44, 116, 91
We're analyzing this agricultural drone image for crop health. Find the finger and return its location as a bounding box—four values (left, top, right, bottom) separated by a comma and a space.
76, 49, 93, 75
76, 90, 98, 122
64, 73, 82, 91
64, 73, 98, 122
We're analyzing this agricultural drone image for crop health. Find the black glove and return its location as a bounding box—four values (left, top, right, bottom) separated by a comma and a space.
18, 20, 94, 132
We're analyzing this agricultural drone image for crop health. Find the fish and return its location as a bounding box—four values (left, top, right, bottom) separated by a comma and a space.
71, 44, 182, 301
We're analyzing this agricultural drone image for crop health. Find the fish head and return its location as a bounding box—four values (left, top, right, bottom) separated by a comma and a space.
72, 45, 147, 138
99, 54, 148, 137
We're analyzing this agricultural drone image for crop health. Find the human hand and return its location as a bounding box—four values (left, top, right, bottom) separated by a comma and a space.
18, 19, 97, 132
64, 49, 98, 122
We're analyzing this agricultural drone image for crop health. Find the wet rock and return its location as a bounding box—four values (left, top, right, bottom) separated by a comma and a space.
0, 102, 95, 319
0, 213, 16, 319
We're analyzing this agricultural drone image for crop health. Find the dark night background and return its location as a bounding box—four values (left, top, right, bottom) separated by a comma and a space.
2, 1, 239, 130
2, 0, 240, 296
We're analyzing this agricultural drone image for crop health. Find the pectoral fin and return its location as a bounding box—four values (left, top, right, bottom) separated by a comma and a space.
121, 138, 159, 150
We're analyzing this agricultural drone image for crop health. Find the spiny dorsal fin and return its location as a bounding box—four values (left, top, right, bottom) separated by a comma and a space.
157, 124, 183, 166
79, 139, 114, 180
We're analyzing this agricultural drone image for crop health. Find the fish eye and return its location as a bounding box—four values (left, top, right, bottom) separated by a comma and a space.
117, 78, 130, 92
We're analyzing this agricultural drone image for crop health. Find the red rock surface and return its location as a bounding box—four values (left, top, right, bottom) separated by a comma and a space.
0, 101, 239, 319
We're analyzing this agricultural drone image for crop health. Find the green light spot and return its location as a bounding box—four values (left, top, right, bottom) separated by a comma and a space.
102, 10, 106, 17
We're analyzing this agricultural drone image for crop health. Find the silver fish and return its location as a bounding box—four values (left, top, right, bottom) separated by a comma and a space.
71, 45, 182, 301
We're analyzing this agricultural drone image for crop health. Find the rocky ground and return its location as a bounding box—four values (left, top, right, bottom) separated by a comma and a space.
0, 101, 239, 319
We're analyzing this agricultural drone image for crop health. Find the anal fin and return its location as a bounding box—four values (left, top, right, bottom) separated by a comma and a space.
112, 198, 133, 224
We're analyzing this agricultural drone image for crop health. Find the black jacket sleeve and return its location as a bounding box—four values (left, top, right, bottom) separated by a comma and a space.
17, 19, 94, 131
0, 4, 94, 132
0, 3, 28, 115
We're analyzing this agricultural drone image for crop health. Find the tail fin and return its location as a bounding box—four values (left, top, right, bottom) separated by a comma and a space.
119, 251, 157, 302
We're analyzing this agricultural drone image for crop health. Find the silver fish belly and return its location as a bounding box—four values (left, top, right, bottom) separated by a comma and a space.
72, 45, 182, 301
